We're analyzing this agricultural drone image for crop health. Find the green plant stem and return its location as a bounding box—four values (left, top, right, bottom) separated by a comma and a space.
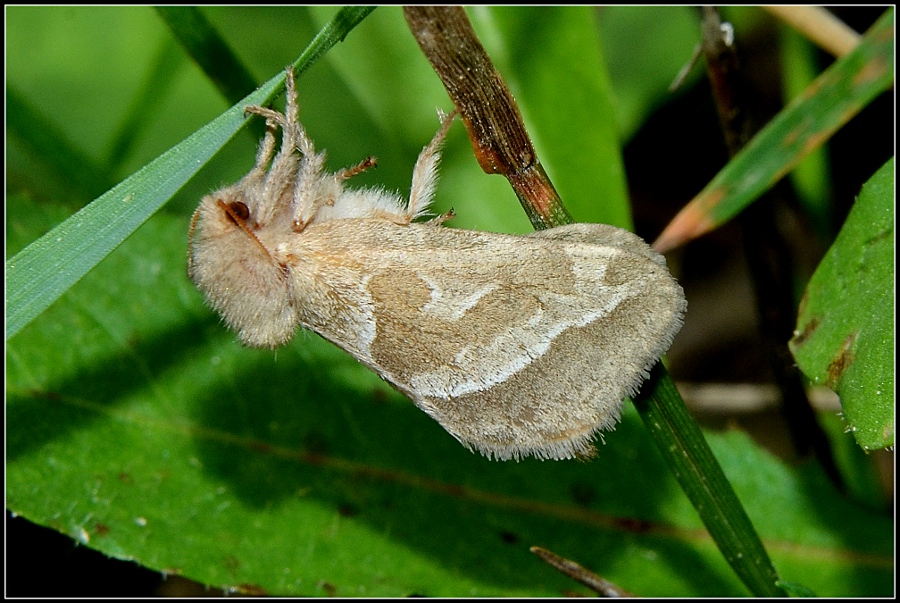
633, 365, 787, 597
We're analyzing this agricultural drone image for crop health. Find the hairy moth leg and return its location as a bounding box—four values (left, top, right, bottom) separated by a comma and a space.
244, 119, 279, 184
407, 110, 457, 221
336, 156, 378, 181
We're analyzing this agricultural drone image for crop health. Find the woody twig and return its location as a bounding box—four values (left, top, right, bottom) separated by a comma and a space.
403, 6, 572, 230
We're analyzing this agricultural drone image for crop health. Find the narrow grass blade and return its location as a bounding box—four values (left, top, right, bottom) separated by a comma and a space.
155, 7, 258, 106
634, 366, 787, 597
655, 8, 893, 252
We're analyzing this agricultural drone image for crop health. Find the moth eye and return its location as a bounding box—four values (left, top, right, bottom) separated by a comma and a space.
225, 201, 251, 224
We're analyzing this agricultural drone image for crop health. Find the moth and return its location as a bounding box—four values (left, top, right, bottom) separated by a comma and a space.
188, 66, 686, 461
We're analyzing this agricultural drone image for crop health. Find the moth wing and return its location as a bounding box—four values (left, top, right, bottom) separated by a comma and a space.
528, 222, 667, 266
359, 222, 685, 461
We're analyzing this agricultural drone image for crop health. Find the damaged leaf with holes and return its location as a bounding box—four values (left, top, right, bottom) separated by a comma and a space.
790, 157, 894, 451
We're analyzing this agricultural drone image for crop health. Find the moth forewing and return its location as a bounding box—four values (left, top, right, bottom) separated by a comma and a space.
285, 220, 684, 461
188, 65, 686, 461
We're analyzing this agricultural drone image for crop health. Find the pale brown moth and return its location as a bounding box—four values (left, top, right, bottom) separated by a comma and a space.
188, 66, 686, 461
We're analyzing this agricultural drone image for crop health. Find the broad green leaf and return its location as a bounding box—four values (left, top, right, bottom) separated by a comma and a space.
790, 158, 895, 450
655, 8, 893, 252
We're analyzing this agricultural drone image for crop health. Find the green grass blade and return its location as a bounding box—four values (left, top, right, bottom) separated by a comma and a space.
5, 6, 375, 341
656, 8, 893, 251
634, 367, 787, 597
155, 7, 259, 106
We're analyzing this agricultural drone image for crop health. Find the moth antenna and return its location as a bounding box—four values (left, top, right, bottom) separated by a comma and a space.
217, 199, 277, 264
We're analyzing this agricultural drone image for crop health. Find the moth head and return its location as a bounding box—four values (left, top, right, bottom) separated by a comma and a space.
188, 186, 300, 349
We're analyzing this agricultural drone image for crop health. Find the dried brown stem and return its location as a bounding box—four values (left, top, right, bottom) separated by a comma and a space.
763, 6, 861, 57
530, 546, 634, 597
402, 6, 572, 229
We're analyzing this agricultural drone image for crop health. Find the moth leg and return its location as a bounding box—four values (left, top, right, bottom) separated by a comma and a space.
280, 65, 316, 159
245, 105, 285, 125
430, 208, 456, 224
242, 118, 279, 183
244, 68, 317, 170
336, 156, 378, 181
273, 66, 342, 232
407, 109, 457, 221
